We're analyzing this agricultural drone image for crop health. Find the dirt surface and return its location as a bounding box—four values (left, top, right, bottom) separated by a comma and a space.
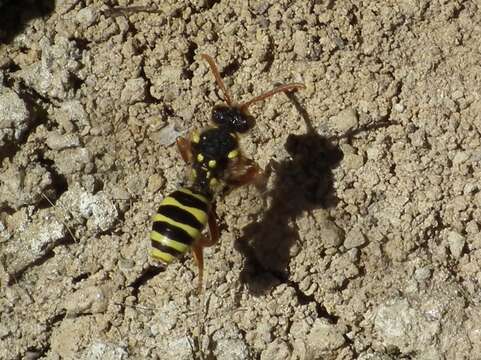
1, 1, 481, 359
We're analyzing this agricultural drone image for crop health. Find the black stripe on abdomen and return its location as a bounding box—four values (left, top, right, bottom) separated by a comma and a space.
157, 205, 203, 230
170, 190, 209, 212
152, 221, 194, 245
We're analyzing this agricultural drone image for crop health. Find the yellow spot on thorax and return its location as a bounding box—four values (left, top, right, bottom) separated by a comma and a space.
191, 131, 200, 143
228, 149, 239, 159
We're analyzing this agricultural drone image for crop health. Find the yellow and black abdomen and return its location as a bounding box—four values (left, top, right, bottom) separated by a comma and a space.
149, 188, 210, 264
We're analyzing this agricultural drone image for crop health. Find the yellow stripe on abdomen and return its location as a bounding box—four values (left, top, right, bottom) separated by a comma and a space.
150, 231, 190, 253
150, 248, 175, 263
160, 196, 208, 225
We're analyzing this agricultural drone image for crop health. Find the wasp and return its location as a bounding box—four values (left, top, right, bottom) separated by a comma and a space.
149, 54, 304, 291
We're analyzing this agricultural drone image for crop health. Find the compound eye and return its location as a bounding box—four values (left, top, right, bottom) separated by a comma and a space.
211, 105, 230, 127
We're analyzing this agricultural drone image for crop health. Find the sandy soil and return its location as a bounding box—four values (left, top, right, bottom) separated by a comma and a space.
1, 1, 481, 359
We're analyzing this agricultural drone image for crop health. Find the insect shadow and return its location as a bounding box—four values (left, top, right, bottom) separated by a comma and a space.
235, 92, 344, 295
0, 0, 55, 44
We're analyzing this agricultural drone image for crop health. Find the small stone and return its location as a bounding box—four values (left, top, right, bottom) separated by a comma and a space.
64, 286, 108, 316
394, 103, 405, 112
147, 173, 165, 193
54, 100, 90, 132
463, 183, 477, 195
366, 146, 381, 160
79, 191, 118, 232
0, 162, 52, 209
120, 77, 146, 104
155, 123, 184, 146
447, 231, 465, 259
261, 339, 291, 360
46, 132, 80, 150
55, 148, 92, 174
28, 219, 66, 255
330, 108, 358, 132
76, 7, 98, 26
475, 192, 481, 207
374, 298, 414, 341
81, 342, 128, 360
307, 319, 346, 356
4, 210, 66, 274
414, 267, 432, 282
465, 221, 479, 235
453, 151, 469, 164
469, 234, 481, 250
321, 221, 344, 248
344, 226, 367, 249
293, 31, 308, 58
213, 338, 249, 360
452, 90, 463, 100
0, 86, 30, 146
348, 248, 360, 263
410, 129, 426, 148
344, 153, 364, 170
0, 322, 10, 339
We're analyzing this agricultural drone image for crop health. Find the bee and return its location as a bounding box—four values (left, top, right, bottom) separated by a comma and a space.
150, 54, 304, 291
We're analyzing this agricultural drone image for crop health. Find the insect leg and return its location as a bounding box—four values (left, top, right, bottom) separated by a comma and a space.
200, 53, 234, 106
192, 240, 205, 294
225, 156, 267, 189
176, 136, 193, 163
191, 206, 220, 293
204, 204, 220, 247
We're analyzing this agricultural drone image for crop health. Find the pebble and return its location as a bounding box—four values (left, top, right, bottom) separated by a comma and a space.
156, 122, 185, 146
453, 151, 469, 164
463, 182, 477, 195
76, 7, 98, 26
321, 220, 344, 248
366, 146, 381, 160
261, 339, 291, 360
64, 286, 108, 316
452, 90, 463, 100
330, 107, 358, 132
55, 148, 92, 174
414, 267, 432, 282
307, 319, 346, 355
46, 132, 80, 150
374, 298, 413, 341
147, 173, 165, 193
82, 342, 128, 360
344, 153, 364, 170
120, 77, 146, 104
447, 231, 465, 259
79, 191, 118, 232
0, 86, 30, 146
54, 100, 90, 132
394, 102, 405, 112
293, 30, 308, 58
344, 226, 367, 249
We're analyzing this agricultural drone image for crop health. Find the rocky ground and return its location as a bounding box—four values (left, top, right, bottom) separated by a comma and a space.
1, 1, 481, 359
